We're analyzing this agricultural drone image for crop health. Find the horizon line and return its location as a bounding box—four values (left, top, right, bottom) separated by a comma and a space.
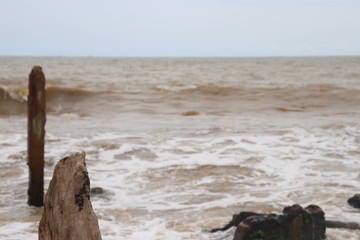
1, 54, 360, 58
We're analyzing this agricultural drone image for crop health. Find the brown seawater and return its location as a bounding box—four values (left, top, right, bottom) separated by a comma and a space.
1, 56, 360, 239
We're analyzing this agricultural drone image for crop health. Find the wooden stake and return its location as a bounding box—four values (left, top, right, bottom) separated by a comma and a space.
28, 66, 46, 207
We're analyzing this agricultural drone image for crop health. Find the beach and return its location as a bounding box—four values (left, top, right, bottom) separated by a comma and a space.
1, 56, 360, 239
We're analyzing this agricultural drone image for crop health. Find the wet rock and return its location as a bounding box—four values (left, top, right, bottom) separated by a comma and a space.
38, 152, 102, 240
348, 194, 360, 209
282, 204, 313, 239
304, 205, 326, 239
212, 204, 327, 240
90, 187, 115, 200
233, 214, 283, 240
210, 212, 261, 233
281, 204, 326, 240
91, 187, 104, 195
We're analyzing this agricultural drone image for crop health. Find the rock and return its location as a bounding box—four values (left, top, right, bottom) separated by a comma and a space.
211, 204, 327, 240
91, 187, 105, 195
304, 205, 326, 240
233, 214, 283, 240
281, 204, 326, 240
210, 212, 261, 233
90, 187, 115, 200
348, 194, 360, 209
211, 203, 360, 239
282, 204, 313, 240
38, 152, 102, 240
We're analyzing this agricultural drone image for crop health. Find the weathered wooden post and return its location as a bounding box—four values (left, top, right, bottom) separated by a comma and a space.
28, 66, 46, 207
39, 152, 103, 240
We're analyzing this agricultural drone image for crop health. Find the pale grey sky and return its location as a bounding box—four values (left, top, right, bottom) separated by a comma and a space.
1, 0, 359, 57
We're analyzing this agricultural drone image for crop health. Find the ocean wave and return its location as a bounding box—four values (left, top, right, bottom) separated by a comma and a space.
155, 84, 197, 91
46, 86, 95, 95
1, 83, 360, 117
1, 86, 28, 102
182, 85, 244, 96
156, 83, 359, 98
155, 83, 360, 110
0, 86, 96, 102
0, 86, 101, 116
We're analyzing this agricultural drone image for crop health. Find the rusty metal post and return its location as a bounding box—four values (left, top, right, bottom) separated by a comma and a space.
28, 66, 46, 207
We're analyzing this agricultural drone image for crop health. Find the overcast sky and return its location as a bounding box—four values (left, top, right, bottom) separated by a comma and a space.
1, 0, 359, 57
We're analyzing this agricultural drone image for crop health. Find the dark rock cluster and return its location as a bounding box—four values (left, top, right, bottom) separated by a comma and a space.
211, 204, 326, 240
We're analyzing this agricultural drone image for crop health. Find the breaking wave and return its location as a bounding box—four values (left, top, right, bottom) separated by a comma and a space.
1, 83, 360, 117
0, 86, 99, 116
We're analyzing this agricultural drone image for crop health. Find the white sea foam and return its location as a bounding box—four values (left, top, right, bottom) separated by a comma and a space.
155, 84, 197, 91
0, 222, 37, 240
1, 124, 360, 239
2, 86, 28, 102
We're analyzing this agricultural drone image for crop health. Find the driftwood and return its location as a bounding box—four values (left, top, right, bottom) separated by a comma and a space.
39, 152, 102, 240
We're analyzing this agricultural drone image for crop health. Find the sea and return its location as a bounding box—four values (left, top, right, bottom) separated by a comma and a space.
1, 56, 360, 239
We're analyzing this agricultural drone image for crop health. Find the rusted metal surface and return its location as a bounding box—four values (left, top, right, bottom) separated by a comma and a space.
28, 66, 46, 207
